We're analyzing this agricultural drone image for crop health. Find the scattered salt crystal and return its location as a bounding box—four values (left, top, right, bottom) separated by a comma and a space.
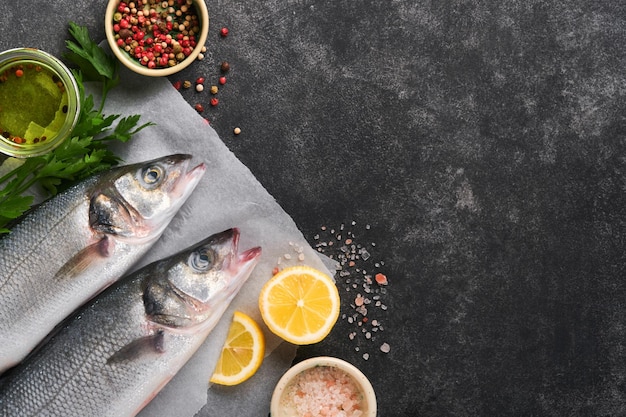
314, 222, 391, 361
355, 295, 364, 306
362, 353, 369, 360
380, 343, 391, 353
283, 253, 292, 260
298, 253, 305, 261
375, 273, 388, 285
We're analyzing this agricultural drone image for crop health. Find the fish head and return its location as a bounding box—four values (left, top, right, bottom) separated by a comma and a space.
90, 154, 206, 240
143, 228, 262, 329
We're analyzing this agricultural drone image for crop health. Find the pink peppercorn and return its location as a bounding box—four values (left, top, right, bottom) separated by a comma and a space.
220, 27, 229, 37
219, 76, 226, 85
173, 80, 182, 90
210, 98, 219, 106
196, 77, 205, 84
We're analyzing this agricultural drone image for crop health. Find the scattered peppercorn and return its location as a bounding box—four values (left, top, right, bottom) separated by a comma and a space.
233, 127, 241, 135
210, 85, 218, 94
14, 69, 23, 78
196, 77, 205, 84
183, 80, 192, 89
195, 84, 204, 92
219, 76, 226, 85
210, 98, 219, 106
173, 80, 182, 90
220, 61, 230, 72
220, 27, 229, 37
194, 103, 204, 113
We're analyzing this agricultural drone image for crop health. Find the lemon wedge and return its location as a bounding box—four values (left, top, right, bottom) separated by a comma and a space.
210, 311, 265, 386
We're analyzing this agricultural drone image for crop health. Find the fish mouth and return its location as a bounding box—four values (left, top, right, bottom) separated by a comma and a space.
230, 227, 263, 266
175, 157, 206, 200
224, 228, 262, 291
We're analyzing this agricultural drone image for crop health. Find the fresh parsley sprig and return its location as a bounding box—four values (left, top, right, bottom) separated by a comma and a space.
0, 22, 154, 233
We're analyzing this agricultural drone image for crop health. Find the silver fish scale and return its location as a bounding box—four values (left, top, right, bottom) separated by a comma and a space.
0, 262, 227, 417
0, 155, 203, 374
0, 274, 181, 417
0, 178, 98, 367
0, 228, 258, 417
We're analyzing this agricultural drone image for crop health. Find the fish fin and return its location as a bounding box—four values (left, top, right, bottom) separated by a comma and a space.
53, 236, 114, 280
107, 330, 165, 364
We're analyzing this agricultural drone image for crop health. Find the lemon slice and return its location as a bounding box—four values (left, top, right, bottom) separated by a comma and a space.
210, 311, 265, 386
259, 265, 340, 345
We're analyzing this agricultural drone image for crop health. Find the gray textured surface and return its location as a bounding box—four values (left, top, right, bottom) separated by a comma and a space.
2, 0, 626, 416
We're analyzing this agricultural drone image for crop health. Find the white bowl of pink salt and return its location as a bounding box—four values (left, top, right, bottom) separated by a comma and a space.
270, 356, 376, 417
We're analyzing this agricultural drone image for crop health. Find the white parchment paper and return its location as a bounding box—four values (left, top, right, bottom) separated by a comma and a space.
96, 68, 331, 417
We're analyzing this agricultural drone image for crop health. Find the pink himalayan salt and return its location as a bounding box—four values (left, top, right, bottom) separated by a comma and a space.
281, 365, 364, 417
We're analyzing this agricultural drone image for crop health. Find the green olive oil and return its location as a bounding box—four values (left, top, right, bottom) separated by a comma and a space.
0, 61, 69, 147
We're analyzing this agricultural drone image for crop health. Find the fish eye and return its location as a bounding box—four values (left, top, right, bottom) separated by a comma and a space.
189, 250, 213, 271
142, 165, 164, 185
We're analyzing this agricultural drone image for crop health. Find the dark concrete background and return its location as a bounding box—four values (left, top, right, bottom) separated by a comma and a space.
3, 0, 626, 415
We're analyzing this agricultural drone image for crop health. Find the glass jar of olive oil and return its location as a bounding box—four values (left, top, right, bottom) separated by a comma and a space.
0, 48, 80, 158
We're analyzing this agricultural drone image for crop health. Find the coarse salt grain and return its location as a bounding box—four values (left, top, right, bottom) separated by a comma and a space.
281, 366, 364, 417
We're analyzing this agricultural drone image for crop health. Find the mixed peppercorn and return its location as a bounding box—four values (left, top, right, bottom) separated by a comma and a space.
111, 0, 201, 69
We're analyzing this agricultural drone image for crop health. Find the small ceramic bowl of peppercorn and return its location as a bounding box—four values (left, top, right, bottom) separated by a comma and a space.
105, 0, 209, 77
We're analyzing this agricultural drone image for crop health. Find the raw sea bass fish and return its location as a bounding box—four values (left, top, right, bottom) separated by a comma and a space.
0, 154, 206, 373
0, 228, 261, 417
